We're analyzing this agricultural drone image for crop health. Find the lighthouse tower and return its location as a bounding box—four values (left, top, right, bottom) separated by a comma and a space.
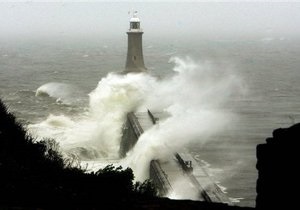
125, 12, 146, 73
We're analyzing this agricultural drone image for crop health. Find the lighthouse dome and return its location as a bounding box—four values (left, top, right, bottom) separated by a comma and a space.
130, 12, 140, 22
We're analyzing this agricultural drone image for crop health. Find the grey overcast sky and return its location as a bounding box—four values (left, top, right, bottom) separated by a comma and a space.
0, 1, 300, 40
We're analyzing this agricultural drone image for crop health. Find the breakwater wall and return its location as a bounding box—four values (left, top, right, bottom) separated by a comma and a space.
120, 110, 232, 205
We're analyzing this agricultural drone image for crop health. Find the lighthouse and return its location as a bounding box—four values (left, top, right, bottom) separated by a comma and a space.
124, 12, 147, 73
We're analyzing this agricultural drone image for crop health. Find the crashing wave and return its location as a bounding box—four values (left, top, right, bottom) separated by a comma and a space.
36, 82, 76, 104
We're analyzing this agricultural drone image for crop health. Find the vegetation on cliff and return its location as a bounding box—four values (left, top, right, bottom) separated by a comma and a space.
0, 99, 155, 208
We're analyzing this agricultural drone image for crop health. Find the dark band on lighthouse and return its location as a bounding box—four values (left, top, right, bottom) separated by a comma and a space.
125, 12, 147, 73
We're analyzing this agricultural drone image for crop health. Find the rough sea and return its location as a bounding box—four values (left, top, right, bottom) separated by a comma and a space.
1, 36, 300, 207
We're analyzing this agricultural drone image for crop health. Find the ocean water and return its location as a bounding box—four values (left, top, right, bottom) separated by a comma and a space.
1, 36, 300, 207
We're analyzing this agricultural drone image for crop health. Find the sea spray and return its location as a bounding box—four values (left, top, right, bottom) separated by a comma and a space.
167, 176, 200, 200
29, 72, 157, 159
36, 82, 76, 104
29, 57, 245, 184
123, 57, 245, 181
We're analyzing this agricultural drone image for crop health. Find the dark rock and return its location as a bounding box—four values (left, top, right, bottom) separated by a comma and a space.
256, 123, 299, 209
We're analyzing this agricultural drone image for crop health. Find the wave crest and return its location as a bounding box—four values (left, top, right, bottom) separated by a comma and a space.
36, 82, 75, 104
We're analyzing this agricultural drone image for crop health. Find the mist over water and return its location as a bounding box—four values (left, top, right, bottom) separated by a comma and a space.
1, 2, 300, 41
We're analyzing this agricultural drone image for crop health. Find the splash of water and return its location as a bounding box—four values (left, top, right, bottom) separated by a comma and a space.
29, 57, 245, 182
123, 57, 245, 180
36, 82, 76, 104
29, 73, 156, 159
